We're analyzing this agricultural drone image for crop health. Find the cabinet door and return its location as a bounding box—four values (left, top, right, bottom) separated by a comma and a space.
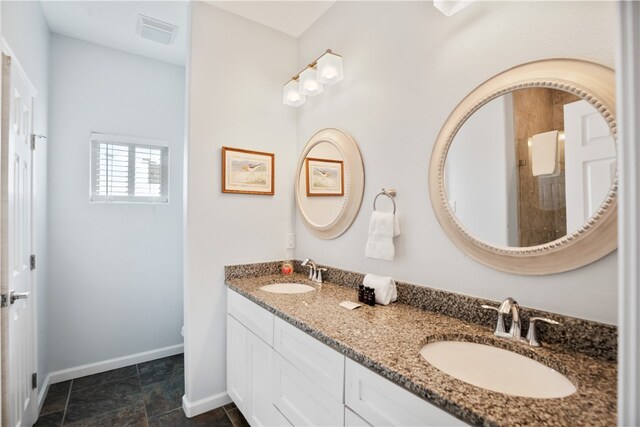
274, 353, 344, 426
227, 315, 248, 413
247, 330, 274, 427
345, 359, 466, 427
274, 407, 294, 427
228, 289, 274, 345
274, 317, 344, 400
345, 407, 371, 427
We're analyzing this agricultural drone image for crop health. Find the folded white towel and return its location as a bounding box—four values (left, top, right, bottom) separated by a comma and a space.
393, 211, 401, 237
365, 211, 395, 260
531, 130, 559, 177
363, 274, 397, 305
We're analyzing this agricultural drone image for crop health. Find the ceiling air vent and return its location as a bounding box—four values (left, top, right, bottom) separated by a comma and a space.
137, 14, 178, 45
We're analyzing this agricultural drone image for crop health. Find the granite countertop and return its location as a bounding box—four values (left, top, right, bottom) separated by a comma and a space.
226, 273, 616, 427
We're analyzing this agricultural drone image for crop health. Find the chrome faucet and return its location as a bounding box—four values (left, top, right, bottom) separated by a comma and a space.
482, 297, 560, 347
498, 297, 522, 340
301, 258, 326, 283
483, 297, 524, 341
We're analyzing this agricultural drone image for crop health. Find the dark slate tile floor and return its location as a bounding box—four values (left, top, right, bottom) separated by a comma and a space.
35, 354, 249, 427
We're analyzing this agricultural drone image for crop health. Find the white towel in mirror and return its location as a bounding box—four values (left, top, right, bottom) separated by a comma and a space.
531, 130, 559, 177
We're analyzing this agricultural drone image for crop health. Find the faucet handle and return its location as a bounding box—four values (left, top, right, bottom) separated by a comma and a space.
481, 304, 506, 335
315, 267, 327, 283
526, 317, 560, 347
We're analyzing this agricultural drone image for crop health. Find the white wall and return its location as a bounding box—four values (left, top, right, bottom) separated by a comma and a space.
295, 1, 618, 324
47, 34, 185, 372
1, 0, 50, 388
185, 2, 297, 411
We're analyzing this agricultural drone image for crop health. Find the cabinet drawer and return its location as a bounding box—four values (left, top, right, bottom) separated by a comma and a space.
274, 317, 344, 400
274, 353, 344, 427
345, 359, 466, 426
228, 288, 274, 346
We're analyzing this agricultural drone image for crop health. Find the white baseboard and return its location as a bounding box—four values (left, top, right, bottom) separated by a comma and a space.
37, 373, 53, 414
45, 343, 184, 387
182, 391, 232, 418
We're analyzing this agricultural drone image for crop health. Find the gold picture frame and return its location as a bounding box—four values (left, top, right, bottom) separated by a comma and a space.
305, 157, 344, 197
222, 146, 275, 195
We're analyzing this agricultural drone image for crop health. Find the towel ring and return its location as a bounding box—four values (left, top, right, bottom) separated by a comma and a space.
373, 188, 397, 214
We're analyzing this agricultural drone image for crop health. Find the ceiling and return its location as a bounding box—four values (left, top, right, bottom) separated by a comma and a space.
208, 1, 335, 38
40, 1, 189, 66
40, 1, 336, 67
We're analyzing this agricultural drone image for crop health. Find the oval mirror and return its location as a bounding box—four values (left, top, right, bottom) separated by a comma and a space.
430, 59, 617, 275
296, 128, 365, 239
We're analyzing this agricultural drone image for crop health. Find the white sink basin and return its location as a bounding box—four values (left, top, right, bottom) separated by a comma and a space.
420, 341, 576, 398
259, 283, 315, 294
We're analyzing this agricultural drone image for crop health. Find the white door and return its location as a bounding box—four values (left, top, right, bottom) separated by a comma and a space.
2, 52, 37, 427
564, 100, 616, 233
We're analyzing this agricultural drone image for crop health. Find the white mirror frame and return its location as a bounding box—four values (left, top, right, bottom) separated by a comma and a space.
429, 59, 617, 275
296, 128, 365, 239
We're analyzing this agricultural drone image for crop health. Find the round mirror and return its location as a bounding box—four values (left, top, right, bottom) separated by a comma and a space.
445, 88, 616, 247
296, 128, 365, 239
430, 59, 617, 275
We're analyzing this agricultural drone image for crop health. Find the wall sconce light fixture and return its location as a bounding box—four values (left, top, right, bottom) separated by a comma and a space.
433, 0, 475, 16
283, 49, 343, 107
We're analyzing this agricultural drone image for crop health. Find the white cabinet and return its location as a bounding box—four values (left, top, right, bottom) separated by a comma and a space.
274, 317, 344, 400
246, 331, 273, 426
228, 288, 274, 345
227, 315, 248, 411
227, 288, 467, 427
273, 317, 345, 426
345, 359, 465, 427
345, 407, 371, 427
227, 289, 276, 427
273, 352, 344, 427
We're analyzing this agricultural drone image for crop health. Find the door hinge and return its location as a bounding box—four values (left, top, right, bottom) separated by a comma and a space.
31, 133, 47, 150
30, 254, 36, 270
32, 373, 37, 389
0, 294, 7, 308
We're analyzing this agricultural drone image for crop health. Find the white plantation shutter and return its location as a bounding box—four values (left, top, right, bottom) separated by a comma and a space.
90, 133, 169, 203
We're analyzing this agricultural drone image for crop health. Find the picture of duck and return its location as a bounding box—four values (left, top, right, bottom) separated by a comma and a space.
305, 157, 344, 196
242, 162, 264, 172
311, 165, 339, 188
231, 159, 268, 185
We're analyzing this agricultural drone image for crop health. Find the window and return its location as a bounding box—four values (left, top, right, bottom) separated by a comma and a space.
90, 133, 169, 203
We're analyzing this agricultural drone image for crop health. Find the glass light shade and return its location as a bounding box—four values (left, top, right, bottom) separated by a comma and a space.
317, 52, 344, 85
283, 80, 305, 106
299, 67, 323, 96
433, 0, 474, 16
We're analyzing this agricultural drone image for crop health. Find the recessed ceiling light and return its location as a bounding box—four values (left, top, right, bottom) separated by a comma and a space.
137, 14, 178, 45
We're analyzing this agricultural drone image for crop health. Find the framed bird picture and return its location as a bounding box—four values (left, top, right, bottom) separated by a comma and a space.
305, 157, 344, 197
222, 146, 275, 195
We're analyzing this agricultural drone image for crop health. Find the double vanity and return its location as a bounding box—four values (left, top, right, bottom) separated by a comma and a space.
223, 58, 619, 426
225, 261, 616, 427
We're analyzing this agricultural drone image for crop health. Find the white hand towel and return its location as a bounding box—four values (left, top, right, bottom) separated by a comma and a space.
531, 130, 559, 177
363, 274, 397, 305
393, 211, 401, 237
365, 211, 395, 260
